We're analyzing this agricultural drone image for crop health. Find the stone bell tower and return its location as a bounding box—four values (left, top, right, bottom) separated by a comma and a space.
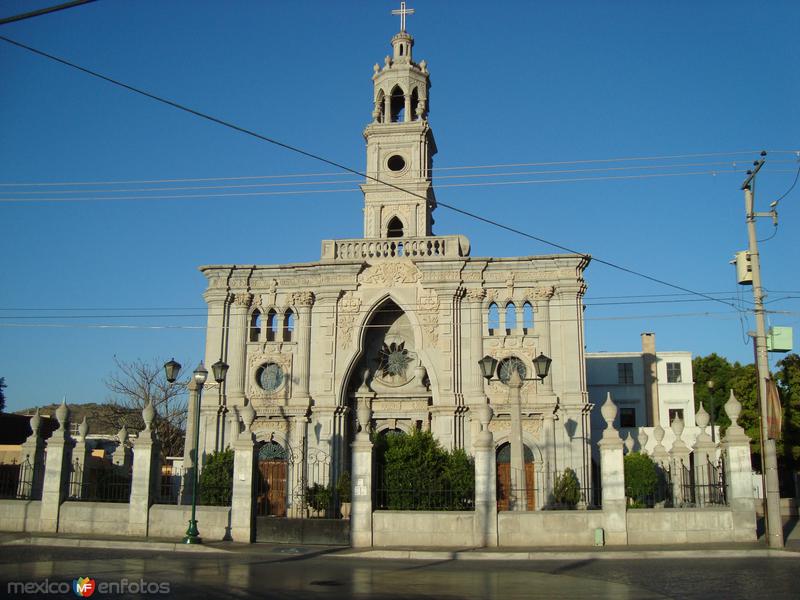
361, 13, 437, 239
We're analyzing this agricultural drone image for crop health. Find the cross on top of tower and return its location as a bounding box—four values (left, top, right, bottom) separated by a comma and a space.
391, 2, 415, 32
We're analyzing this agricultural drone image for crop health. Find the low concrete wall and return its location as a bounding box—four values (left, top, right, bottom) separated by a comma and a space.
256, 517, 350, 545
626, 508, 737, 544
0, 500, 42, 533
373, 511, 477, 547
148, 504, 231, 541
59, 502, 130, 535
498, 510, 607, 546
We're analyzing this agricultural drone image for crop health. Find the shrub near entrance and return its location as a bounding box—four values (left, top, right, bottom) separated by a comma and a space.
623, 451, 658, 508
198, 448, 233, 506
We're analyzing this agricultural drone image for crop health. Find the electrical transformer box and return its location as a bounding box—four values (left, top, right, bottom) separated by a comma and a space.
767, 327, 792, 353
733, 251, 753, 285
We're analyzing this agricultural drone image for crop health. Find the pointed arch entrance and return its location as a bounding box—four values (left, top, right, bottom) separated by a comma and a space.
496, 442, 535, 511
255, 441, 289, 517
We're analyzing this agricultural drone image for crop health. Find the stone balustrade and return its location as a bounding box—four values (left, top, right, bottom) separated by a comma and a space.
321, 235, 470, 261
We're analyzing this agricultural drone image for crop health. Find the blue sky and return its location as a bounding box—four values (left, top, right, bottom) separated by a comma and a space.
1, 1, 798, 413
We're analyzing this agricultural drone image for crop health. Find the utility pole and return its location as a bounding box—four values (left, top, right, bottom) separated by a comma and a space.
740, 153, 783, 548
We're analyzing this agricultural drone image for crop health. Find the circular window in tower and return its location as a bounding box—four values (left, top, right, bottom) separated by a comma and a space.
387, 154, 406, 172
498, 356, 527, 384
257, 362, 284, 392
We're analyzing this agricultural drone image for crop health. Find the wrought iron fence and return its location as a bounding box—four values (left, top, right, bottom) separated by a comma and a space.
634, 464, 674, 508
497, 468, 598, 511
373, 463, 475, 511
156, 464, 183, 505
66, 461, 132, 503
0, 459, 40, 500
683, 457, 727, 507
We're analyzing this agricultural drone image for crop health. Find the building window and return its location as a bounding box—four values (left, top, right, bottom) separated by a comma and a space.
505, 302, 517, 334
487, 303, 499, 335
522, 301, 534, 333
498, 356, 527, 384
283, 309, 295, 342
620, 408, 636, 428
669, 409, 684, 424
666, 362, 682, 383
617, 362, 634, 385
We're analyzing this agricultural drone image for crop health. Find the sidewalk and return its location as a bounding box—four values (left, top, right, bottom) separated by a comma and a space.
1, 532, 798, 560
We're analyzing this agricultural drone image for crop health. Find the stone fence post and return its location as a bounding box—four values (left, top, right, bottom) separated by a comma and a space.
112, 425, 132, 469
472, 403, 497, 547
351, 388, 374, 548
19, 408, 45, 500
598, 392, 627, 545
129, 402, 161, 536
721, 390, 757, 541
70, 417, 92, 500
40, 400, 74, 533
692, 405, 717, 502
231, 402, 257, 543
669, 417, 691, 506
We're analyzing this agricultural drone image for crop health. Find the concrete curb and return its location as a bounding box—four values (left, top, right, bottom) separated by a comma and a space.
330, 548, 800, 561
1, 536, 230, 554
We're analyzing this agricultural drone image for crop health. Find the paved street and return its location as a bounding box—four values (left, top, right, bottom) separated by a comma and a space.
0, 544, 796, 600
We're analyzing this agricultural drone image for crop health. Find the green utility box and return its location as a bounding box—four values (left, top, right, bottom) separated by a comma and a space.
594, 527, 605, 546
767, 327, 793, 353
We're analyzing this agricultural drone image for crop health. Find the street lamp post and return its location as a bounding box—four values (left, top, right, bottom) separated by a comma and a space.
164, 358, 228, 545
706, 379, 717, 443
480, 353, 552, 511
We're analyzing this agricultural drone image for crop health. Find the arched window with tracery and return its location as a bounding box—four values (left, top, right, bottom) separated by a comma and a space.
266, 309, 278, 342
522, 301, 534, 333
283, 309, 295, 342
386, 216, 404, 238
505, 302, 517, 334
250, 309, 262, 342
487, 302, 499, 335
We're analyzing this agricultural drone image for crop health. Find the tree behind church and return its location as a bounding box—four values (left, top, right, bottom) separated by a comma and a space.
104, 357, 188, 457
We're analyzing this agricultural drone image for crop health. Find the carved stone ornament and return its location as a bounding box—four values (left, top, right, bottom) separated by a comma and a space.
291, 291, 315, 307
231, 292, 253, 307
337, 292, 362, 348
534, 286, 556, 300
465, 288, 486, 302
248, 352, 293, 402
359, 262, 421, 286
417, 289, 440, 346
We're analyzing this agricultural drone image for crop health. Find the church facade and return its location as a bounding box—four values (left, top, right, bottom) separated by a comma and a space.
195, 23, 593, 512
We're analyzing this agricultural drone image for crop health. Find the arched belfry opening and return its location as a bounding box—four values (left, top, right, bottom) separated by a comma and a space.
390, 85, 405, 122
410, 88, 419, 121
386, 216, 404, 238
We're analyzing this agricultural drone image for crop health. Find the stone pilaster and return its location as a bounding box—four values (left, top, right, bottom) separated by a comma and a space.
465, 288, 486, 406
227, 292, 252, 406
472, 403, 497, 547
351, 391, 374, 548
291, 291, 315, 403
598, 393, 627, 545
231, 402, 257, 543
535, 286, 554, 394
129, 402, 160, 536
18, 409, 45, 500
288, 415, 307, 518
40, 400, 73, 533
721, 390, 757, 541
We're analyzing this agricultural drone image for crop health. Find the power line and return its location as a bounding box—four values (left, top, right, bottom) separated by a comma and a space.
0, 0, 96, 26
0, 34, 743, 312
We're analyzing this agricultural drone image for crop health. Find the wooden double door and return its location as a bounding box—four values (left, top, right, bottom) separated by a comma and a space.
496, 462, 535, 511
256, 459, 287, 517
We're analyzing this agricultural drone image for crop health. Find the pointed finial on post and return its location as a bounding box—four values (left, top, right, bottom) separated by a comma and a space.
78, 416, 88, 442
55, 398, 69, 432
142, 401, 155, 432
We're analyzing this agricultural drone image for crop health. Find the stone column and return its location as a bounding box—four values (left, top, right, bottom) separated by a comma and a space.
291, 292, 315, 403
40, 400, 73, 533
404, 94, 411, 122
669, 416, 691, 506
598, 393, 627, 545
227, 292, 252, 407
69, 417, 92, 500
182, 379, 200, 505
536, 288, 554, 393
472, 404, 497, 547
18, 409, 45, 500
129, 402, 161, 536
507, 369, 527, 511
692, 404, 717, 504
721, 390, 757, 541
465, 289, 486, 406
231, 402, 257, 543
351, 390, 374, 548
